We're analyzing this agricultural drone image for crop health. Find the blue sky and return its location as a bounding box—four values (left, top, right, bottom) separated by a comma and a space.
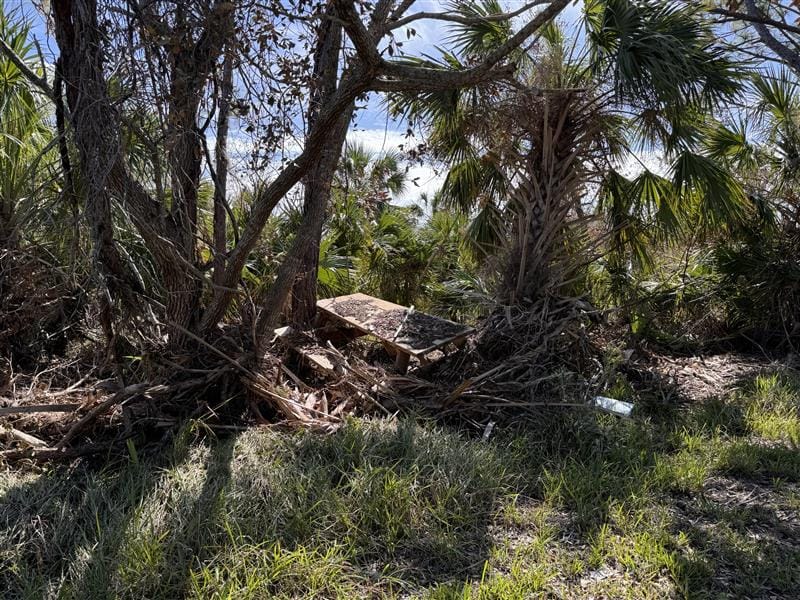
8, 0, 587, 203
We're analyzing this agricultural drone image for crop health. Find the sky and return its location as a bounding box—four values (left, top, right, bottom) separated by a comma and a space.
7, 0, 586, 204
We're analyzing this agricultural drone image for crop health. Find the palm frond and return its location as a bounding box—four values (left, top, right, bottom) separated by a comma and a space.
446, 0, 513, 58
671, 150, 749, 230
587, 0, 740, 121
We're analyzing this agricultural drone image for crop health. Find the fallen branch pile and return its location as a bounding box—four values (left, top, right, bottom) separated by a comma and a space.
0, 295, 606, 462
0, 356, 236, 461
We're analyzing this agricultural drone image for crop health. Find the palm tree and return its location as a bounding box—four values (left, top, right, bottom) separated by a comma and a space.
333, 141, 408, 217
0, 2, 80, 360
392, 0, 747, 315
0, 1, 54, 250
701, 69, 800, 345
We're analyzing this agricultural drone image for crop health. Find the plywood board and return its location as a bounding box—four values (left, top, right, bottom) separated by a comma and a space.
316, 293, 474, 358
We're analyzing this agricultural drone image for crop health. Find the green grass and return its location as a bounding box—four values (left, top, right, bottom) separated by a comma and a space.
1, 369, 799, 599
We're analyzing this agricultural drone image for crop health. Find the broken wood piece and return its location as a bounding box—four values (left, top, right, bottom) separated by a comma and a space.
273, 326, 336, 374
2, 426, 48, 448
441, 378, 474, 408
0, 403, 82, 416
0, 443, 106, 462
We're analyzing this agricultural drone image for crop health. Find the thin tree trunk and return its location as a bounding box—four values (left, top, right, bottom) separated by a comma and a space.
256, 111, 352, 342
53, 57, 80, 262
289, 120, 350, 326
213, 45, 234, 287
162, 1, 233, 337
290, 8, 345, 327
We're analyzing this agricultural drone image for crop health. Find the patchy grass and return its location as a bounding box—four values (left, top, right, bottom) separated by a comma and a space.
1, 369, 799, 599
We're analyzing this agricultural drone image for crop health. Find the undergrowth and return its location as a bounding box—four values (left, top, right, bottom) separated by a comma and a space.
1, 369, 798, 599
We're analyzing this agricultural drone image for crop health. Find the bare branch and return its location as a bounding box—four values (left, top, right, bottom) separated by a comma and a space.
709, 6, 800, 37
738, 0, 800, 74
388, 0, 547, 31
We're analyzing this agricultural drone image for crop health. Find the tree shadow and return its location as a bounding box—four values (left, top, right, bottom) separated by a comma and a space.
0, 422, 502, 597
1, 391, 799, 598
0, 431, 235, 598
671, 462, 800, 598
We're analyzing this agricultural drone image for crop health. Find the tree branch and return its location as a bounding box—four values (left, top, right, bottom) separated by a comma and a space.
738, 0, 800, 74
709, 6, 800, 37
388, 0, 547, 31
335, 0, 382, 69
0, 37, 54, 99
375, 0, 569, 91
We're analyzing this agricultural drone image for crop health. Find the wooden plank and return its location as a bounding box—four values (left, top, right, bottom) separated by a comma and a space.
317, 293, 474, 358
2, 426, 48, 448
274, 326, 336, 373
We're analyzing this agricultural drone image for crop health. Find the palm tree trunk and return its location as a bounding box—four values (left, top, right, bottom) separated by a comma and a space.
499, 94, 580, 305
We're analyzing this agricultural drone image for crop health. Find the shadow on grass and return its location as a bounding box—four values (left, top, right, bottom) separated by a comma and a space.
0, 431, 235, 599
0, 367, 798, 599
0, 421, 508, 598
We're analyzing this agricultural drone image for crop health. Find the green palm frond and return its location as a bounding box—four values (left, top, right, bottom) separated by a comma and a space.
317, 235, 356, 298
446, 0, 513, 58
438, 153, 506, 213
587, 0, 740, 117
671, 150, 749, 230
465, 200, 505, 257
703, 120, 758, 171
630, 169, 681, 234
0, 1, 57, 242
599, 169, 655, 272
752, 68, 799, 126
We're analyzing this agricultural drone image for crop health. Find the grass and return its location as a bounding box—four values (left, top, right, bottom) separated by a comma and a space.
1, 369, 799, 599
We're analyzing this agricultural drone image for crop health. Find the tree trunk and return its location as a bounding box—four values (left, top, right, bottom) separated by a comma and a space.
290, 9, 346, 327
498, 94, 581, 305
53, 57, 80, 263
51, 0, 140, 301
290, 122, 350, 326
161, 1, 233, 337
212, 45, 234, 287
257, 111, 352, 341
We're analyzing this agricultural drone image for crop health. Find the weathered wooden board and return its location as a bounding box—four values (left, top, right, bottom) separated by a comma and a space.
316, 293, 474, 359
274, 326, 336, 373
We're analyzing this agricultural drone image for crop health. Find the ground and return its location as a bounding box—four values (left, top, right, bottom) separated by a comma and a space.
1, 357, 799, 599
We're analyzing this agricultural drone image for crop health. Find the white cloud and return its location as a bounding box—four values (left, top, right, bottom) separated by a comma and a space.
403, 163, 446, 205
346, 128, 413, 153
346, 128, 445, 205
